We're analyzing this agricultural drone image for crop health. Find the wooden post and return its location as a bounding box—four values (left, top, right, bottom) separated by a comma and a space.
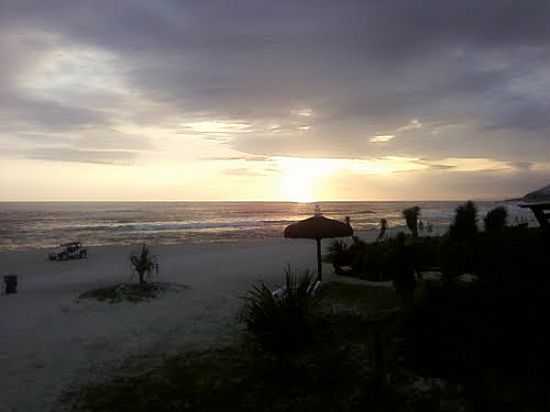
316, 237, 322, 282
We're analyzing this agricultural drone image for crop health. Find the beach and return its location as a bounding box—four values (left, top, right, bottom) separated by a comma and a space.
0, 238, 327, 412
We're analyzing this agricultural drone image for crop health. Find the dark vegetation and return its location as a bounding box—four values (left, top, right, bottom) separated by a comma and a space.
483, 205, 507, 234
66, 202, 550, 411
77, 282, 188, 304
326, 202, 550, 410
239, 267, 318, 354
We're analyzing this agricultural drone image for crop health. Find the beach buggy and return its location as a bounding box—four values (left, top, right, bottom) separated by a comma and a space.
48, 242, 88, 261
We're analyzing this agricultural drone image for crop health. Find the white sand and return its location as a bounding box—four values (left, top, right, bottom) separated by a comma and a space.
0, 238, 328, 412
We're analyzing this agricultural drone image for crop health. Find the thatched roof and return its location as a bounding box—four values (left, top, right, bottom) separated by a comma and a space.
519, 184, 550, 207
284, 215, 353, 239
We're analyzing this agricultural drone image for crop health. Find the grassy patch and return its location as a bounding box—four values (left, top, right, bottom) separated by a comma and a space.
77, 282, 188, 304
64, 337, 414, 412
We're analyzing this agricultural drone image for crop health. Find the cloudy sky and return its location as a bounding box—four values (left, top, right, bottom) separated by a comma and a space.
1, 0, 549, 201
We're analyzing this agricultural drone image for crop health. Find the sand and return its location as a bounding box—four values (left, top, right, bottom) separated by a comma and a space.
0, 237, 333, 412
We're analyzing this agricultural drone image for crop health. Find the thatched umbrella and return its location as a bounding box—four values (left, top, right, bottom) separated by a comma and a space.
518, 184, 550, 229
284, 208, 353, 281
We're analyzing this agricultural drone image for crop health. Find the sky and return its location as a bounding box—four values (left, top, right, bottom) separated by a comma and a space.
1, 0, 550, 202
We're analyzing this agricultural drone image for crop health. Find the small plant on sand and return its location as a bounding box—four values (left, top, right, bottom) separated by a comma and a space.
402, 206, 421, 238
240, 267, 318, 354
484, 206, 508, 234
130, 244, 158, 286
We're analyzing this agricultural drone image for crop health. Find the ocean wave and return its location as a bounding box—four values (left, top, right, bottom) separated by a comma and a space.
56, 220, 284, 233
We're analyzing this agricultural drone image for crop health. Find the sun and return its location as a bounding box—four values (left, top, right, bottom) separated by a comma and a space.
281, 173, 314, 203
277, 157, 342, 203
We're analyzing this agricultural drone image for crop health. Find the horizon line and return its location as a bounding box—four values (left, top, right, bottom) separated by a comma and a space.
0, 198, 515, 203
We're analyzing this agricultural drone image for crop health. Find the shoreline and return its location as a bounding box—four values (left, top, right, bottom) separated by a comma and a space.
0, 225, 443, 254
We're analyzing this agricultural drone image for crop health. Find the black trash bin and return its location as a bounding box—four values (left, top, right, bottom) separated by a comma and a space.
4, 275, 18, 294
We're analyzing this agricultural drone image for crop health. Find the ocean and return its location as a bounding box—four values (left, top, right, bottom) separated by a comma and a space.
0, 201, 535, 251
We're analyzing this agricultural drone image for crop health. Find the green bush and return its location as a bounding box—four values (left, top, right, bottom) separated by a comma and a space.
240, 267, 318, 355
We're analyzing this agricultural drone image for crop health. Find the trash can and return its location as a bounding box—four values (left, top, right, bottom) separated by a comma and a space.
4, 275, 18, 294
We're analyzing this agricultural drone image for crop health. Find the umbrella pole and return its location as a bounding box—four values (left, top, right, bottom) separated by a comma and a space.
316, 238, 322, 282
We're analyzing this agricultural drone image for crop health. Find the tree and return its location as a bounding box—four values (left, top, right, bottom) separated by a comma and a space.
130, 244, 158, 286
402, 206, 421, 238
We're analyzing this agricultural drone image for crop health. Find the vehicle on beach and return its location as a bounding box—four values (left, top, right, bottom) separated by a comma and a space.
48, 242, 88, 261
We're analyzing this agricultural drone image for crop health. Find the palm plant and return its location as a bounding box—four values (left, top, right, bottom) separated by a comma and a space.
130, 244, 158, 286
402, 206, 421, 238
240, 267, 317, 354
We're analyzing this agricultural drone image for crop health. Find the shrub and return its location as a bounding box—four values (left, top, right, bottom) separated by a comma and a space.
240, 267, 318, 354
327, 234, 441, 282
483, 206, 508, 234
348, 238, 394, 281
449, 201, 478, 242
402, 206, 421, 238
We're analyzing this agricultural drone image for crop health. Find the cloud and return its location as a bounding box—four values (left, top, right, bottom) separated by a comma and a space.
509, 161, 534, 171
26, 148, 137, 165
222, 167, 272, 177
396, 120, 422, 133
199, 155, 270, 162
369, 135, 395, 143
